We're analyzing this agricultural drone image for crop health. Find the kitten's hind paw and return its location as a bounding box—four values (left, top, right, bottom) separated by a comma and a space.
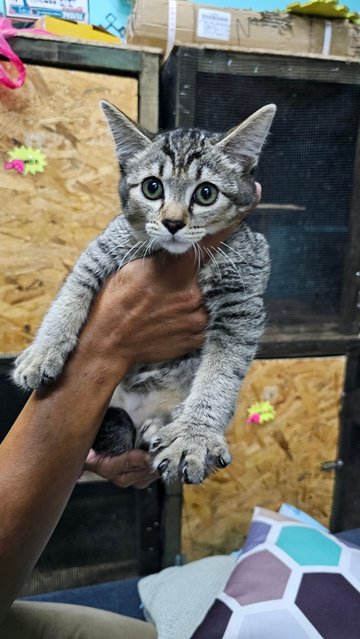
93, 407, 136, 456
13, 343, 71, 390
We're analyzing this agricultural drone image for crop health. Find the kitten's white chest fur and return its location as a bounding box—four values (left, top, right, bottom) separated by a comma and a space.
110, 384, 185, 429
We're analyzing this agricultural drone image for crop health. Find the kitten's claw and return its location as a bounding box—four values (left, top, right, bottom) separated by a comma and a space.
141, 423, 151, 435
149, 439, 161, 453
141, 415, 168, 435
157, 459, 169, 476
217, 455, 231, 468
205, 452, 232, 470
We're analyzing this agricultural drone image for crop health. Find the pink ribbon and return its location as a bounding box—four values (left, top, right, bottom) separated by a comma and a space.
0, 18, 49, 89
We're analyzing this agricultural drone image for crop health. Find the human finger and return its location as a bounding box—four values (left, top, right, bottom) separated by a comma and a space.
112, 469, 159, 489
84, 449, 153, 479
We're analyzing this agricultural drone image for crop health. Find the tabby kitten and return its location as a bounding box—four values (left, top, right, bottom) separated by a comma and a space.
13, 101, 276, 484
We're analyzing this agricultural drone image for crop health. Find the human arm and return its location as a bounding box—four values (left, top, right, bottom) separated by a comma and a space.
0, 251, 207, 623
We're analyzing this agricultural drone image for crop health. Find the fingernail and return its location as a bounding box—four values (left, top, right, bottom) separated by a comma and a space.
86, 449, 97, 464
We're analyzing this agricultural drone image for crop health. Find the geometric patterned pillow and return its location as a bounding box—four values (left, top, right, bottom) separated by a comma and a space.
191, 507, 360, 639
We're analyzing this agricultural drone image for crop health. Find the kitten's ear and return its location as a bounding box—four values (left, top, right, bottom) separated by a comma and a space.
100, 100, 151, 164
218, 104, 276, 167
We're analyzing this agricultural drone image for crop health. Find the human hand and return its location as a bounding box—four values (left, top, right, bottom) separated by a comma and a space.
84, 448, 158, 489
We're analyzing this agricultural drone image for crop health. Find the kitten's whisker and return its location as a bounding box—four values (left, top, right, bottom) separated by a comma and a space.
197, 243, 204, 272
131, 241, 147, 263
218, 241, 240, 255
199, 245, 210, 272
213, 246, 241, 278
143, 238, 158, 260
118, 241, 143, 270
100, 237, 132, 261
204, 247, 222, 281
211, 246, 245, 290
220, 241, 251, 270
143, 241, 152, 260
193, 243, 202, 274
192, 246, 198, 270
215, 246, 241, 276
116, 241, 147, 286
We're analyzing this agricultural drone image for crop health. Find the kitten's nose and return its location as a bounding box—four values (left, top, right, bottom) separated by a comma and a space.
162, 219, 185, 235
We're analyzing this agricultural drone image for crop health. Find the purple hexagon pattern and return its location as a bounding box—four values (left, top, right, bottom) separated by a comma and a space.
296, 573, 360, 638
192, 599, 232, 639
242, 521, 270, 554
225, 549, 291, 605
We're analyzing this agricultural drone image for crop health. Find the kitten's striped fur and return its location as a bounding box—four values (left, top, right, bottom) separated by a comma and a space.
14, 102, 276, 484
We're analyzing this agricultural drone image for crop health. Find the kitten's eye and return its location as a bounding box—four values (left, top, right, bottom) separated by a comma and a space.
142, 177, 164, 200
193, 182, 218, 206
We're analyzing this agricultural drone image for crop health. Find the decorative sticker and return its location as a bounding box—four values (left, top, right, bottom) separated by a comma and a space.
4, 146, 47, 175
246, 401, 276, 424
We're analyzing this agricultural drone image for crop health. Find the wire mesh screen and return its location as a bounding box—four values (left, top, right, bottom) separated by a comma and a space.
194, 73, 360, 330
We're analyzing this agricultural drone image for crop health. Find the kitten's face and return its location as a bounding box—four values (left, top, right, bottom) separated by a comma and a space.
101, 102, 276, 255
120, 130, 258, 255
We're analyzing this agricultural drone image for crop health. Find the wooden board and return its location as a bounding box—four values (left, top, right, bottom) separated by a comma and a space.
0, 65, 138, 352
182, 356, 345, 562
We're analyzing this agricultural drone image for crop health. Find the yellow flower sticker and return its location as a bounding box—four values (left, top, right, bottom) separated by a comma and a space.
246, 401, 276, 425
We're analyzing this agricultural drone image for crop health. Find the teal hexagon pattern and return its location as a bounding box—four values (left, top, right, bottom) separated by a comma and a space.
276, 526, 341, 566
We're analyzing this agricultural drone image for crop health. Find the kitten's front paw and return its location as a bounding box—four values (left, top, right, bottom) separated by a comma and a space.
143, 421, 231, 484
13, 342, 70, 390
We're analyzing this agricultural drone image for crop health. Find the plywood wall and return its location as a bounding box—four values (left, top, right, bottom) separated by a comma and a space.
0, 65, 138, 352
182, 356, 345, 561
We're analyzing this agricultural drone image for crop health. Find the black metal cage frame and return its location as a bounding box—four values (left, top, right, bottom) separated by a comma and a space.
161, 46, 360, 359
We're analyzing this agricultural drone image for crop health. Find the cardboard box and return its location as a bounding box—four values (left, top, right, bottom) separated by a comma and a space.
126, 0, 360, 58
34, 15, 120, 43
